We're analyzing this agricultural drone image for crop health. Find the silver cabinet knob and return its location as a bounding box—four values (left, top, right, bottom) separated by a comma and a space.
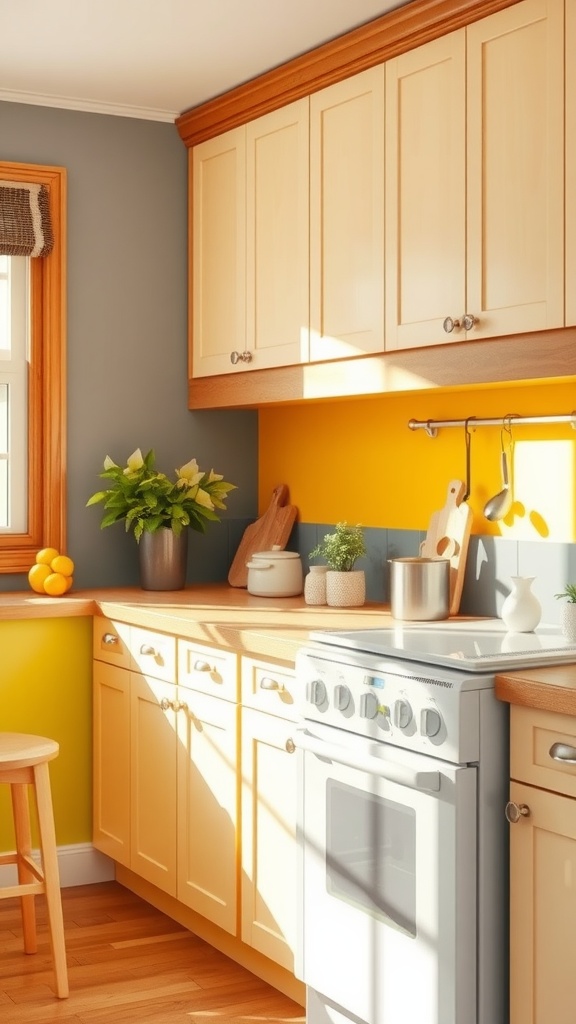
260, 676, 284, 691
505, 801, 530, 823
285, 738, 296, 754
443, 316, 462, 333
550, 742, 576, 764
160, 698, 171, 711
103, 632, 119, 645
230, 350, 252, 364
462, 313, 479, 331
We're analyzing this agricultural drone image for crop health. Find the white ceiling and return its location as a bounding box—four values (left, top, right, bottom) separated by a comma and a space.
0, 0, 414, 123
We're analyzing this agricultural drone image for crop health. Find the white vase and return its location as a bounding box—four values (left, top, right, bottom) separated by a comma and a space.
560, 604, 576, 642
501, 576, 542, 633
325, 569, 366, 608
304, 565, 328, 605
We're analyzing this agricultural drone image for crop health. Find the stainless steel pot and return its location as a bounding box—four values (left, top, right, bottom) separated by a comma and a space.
389, 557, 450, 621
246, 547, 303, 597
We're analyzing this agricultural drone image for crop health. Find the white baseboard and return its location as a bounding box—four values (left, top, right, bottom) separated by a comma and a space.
0, 843, 115, 889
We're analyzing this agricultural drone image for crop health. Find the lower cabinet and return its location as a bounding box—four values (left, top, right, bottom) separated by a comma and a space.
240, 655, 299, 971
509, 705, 576, 1024
93, 618, 299, 970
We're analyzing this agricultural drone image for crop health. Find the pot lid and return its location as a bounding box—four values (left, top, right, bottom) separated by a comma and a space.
252, 546, 300, 560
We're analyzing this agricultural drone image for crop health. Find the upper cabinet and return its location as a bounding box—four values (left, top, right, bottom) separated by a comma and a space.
192, 100, 309, 378
181, 0, 576, 407
309, 67, 385, 361
385, 0, 564, 350
566, 0, 576, 326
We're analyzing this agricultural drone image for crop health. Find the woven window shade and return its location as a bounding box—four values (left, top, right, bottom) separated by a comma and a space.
0, 180, 54, 257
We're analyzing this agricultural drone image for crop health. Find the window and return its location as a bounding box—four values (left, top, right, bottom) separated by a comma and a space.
0, 163, 66, 574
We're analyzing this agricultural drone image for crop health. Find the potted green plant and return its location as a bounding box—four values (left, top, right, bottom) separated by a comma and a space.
555, 584, 576, 642
87, 448, 235, 590
309, 522, 367, 607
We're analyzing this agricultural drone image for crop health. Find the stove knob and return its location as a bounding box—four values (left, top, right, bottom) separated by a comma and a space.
334, 683, 351, 712
359, 692, 380, 720
306, 679, 327, 707
394, 699, 413, 729
421, 707, 442, 738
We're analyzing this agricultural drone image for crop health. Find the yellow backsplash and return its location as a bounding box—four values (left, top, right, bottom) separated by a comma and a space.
259, 379, 576, 541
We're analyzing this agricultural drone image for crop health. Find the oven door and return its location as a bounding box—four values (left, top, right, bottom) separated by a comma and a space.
295, 720, 477, 1024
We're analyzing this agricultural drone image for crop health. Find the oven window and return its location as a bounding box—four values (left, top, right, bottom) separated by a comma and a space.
326, 779, 416, 937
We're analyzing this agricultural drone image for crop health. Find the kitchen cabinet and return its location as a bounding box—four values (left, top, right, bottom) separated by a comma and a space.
309, 66, 385, 360
508, 704, 576, 1024
566, 0, 576, 326
192, 100, 309, 377
240, 656, 300, 972
92, 621, 238, 935
385, 0, 564, 350
92, 619, 300, 966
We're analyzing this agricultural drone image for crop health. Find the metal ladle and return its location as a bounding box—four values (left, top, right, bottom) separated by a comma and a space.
484, 420, 514, 522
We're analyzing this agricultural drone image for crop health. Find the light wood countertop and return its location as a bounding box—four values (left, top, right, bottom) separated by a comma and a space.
0, 584, 394, 663
496, 664, 576, 717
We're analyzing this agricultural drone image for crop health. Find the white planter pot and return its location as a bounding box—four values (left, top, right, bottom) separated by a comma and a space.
325, 570, 366, 608
560, 603, 576, 642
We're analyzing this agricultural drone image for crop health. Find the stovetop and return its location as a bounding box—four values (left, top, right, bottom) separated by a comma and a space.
309, 620, 576, 672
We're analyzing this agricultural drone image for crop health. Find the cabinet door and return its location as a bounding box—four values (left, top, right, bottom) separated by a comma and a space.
310, 66, 385, 361
130, 672, 177, 894
385, 31, 466, 349
93, 660, 130, 865
192, 126, 246, 377
241, 707, 299, 970
466, 0, 564, 338
509, 779, 576, 1024
566, 0, 576, 326
246, 100, 309, 369
177, 689, 238, 935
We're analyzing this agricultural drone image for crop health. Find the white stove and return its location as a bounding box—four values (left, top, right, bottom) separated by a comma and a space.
309, 619, 576, 672
295, 618, 576, 1024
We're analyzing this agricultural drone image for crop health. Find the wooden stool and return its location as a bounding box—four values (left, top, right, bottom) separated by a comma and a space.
0, 733, 68, 998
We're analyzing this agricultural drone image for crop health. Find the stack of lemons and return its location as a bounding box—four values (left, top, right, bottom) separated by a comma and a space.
28, 548, 75, 596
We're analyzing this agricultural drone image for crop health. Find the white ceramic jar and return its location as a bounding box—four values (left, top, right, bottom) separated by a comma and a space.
246, 547, 303, 597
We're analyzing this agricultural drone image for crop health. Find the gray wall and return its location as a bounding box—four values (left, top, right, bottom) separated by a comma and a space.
0, 101, 258, 590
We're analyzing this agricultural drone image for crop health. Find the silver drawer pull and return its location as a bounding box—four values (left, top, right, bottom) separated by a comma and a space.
160, 698, 171, 711
172, 700, 189, 713
260, 676, 284, 692
194, 660, 211, 672
285, 738, 296, 754
140, 644, 157, 656
550, 742, 576, 764
103, 632, 119, 645
505, 801, 530, 823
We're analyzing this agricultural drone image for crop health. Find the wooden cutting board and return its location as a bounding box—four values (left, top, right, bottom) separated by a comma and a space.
228, 484, 298, 588
420, 479, 473, 616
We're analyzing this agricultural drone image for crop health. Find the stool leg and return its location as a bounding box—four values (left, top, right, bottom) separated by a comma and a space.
33, 762, 69, 999
11, 782, 37, 954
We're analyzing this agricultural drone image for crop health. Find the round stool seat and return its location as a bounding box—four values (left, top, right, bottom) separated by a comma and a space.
0, 733, 59, 769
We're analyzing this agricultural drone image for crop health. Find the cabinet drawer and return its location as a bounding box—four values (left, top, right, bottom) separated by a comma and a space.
511, 705, 576, 799
241, 656, 298, 721
93, 616, 131, 669
178, 639, 239, 701
130, 626, 176, 683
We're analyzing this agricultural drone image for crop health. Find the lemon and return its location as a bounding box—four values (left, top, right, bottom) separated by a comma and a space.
43, 572, 69, 597
28, 563, 52, 594
51, 554, 75, 577
36, 547, 60, 566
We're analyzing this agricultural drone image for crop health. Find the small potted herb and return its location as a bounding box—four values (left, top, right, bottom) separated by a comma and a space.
309, 522, 367, 607
555, 584, 576, 642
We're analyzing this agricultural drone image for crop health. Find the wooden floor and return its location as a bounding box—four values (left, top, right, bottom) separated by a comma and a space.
0, 881, 306, 1024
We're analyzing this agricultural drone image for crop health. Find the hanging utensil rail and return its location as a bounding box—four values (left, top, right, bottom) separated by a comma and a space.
408, 411, 576, 438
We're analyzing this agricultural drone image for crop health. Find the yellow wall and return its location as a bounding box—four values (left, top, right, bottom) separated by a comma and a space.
0, 617, 92, 850
259, 380, 576, 541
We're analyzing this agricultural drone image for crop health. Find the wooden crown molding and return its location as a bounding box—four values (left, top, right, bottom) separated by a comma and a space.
176, 0, 520, 146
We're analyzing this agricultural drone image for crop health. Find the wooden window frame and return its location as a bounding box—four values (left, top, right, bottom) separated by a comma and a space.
0, 161, 67, 574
